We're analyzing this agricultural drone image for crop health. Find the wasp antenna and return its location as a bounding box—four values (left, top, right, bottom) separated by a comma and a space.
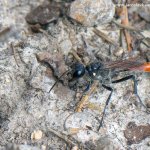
49, 80, 58, 93
49, 70, 69, 93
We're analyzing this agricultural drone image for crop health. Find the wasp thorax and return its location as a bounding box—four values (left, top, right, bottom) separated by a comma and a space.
86, 62, 103, 79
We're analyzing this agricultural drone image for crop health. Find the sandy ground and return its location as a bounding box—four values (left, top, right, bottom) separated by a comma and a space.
0, 0, 150, 150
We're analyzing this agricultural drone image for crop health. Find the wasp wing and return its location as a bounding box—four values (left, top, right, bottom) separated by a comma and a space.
102, 57, 147, 72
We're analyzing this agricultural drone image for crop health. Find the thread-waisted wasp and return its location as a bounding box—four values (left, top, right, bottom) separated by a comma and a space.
47, 51, 150, 131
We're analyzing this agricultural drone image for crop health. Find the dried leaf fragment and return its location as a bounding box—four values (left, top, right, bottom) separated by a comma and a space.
36, 51, 68, 78
124, 122, 150, 145
26, 2, 62, 25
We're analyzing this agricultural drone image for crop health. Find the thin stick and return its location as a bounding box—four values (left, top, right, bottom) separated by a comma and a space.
69, 50, 85, 66
119, 6, 132, 51
75, 81, 98, 112
0, 27, 10, 37
47, 127, 89, 150
112, 20, 141, 32
48, 127, 77, 146
93, 28, 119, 47
49, 70, 69, 92
10, 42, 19, 67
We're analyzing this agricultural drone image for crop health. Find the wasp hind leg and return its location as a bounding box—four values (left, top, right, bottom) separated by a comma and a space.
112, 75, 148, 112
98, 75, 149, 131
97, 84, 113, 131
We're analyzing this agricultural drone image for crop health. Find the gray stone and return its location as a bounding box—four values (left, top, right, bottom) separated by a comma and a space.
138, 7, 150, 22
68, 0, 115, 26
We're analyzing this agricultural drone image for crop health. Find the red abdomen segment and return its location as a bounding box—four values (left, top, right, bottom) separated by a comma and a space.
129, 63, 150, 72
143, 63, 150, 72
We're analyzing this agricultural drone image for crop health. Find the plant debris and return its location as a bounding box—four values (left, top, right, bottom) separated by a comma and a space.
124, 122, 150, 145
0, 26, 11, 37
36, 51, 68, 80
116, 6, 133, 51
25, 2, 62, 25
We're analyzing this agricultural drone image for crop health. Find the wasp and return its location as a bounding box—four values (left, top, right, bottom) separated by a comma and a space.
49, 54, 150, 131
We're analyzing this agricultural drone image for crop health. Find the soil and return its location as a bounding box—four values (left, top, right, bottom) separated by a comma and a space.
0, 0, 150, 150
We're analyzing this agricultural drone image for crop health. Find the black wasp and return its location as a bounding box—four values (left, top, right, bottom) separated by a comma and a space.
49, 55, 150, 131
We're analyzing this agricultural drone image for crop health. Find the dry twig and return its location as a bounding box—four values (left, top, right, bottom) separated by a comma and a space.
112, 20, 141, 32
47, 127, 89, 150
93, 28, 119, 47
69, 50, 85, 66
0, 26, 11, 37
75, 81, 99, 112
117, 6, 132, 51
48, 127, 77, 146
10, 42, 19, 67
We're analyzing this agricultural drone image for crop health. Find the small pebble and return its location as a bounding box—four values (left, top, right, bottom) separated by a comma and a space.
31, 130, 43, 140
138, 7, 150, 22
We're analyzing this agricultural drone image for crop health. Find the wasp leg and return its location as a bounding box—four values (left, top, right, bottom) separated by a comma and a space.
98, 75, 149, 131
98, 84, 113, 131
49, 70, 69, 93
112, 75, 148, 111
